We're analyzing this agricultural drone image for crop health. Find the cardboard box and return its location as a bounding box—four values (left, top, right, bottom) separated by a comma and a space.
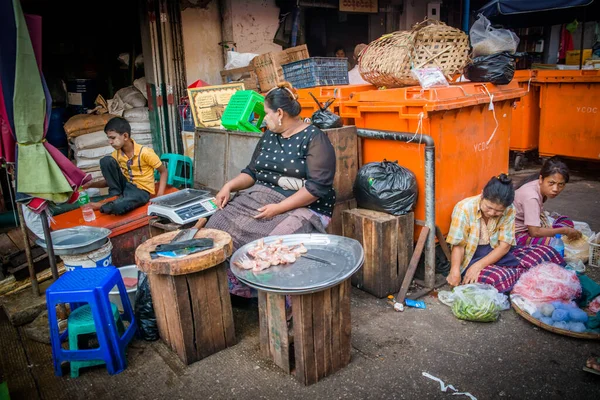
566, 49, 593, 65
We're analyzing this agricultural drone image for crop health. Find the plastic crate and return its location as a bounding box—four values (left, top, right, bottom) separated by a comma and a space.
282, 57, 349, 89
221, 90, 265, 133
589, 236, 600, 268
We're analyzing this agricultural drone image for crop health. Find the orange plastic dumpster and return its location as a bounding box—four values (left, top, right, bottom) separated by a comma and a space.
510, 70, 540, 170
340, 82, 526, 236
296, 84, 376, 123
535, 70, 600, 161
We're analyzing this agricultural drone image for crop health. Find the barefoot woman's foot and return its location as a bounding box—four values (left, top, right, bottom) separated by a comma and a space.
584, 356, 600, 375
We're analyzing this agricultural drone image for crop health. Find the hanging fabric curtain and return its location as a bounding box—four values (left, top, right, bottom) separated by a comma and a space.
0, 0, 90, 208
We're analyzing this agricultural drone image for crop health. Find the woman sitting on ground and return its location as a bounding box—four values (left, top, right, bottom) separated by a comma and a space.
446, 174, 564, 293
513, 156, 582, 246
200, 82, 336, 298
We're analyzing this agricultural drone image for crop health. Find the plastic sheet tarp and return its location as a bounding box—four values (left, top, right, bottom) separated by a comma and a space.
479, 0, 594, 17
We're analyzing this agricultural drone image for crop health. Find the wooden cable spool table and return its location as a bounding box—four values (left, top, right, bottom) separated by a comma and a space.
231, 234, 364, 385
135, 229, 235, 364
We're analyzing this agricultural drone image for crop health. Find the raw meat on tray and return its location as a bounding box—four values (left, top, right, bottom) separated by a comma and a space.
234, 239, 308, 272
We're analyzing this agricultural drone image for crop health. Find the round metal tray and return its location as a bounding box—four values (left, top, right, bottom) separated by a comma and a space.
230, 234, 364, 295
36, 226, 112, 256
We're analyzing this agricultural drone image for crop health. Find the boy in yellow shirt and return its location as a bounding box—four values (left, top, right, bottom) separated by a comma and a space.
85, 117, 167, 215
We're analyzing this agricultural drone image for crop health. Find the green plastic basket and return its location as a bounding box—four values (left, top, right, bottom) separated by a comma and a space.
221, 90, 265, 133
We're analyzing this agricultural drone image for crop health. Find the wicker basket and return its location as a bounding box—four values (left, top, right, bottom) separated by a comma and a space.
411, 20, 470, 80
358, 31, 417, 87
512, 302, 600, 340
358, 19, 470, 88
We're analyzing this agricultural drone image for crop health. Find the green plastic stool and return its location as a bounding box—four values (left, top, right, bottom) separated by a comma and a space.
68, 303, 125, 378
157, 153, 194, 188
221, 90, 265, 133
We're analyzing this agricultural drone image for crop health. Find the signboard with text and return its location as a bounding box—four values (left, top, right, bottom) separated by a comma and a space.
339, 0, 378, 13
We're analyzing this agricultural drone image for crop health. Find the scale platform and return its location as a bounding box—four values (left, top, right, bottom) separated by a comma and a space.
147, 189, 218, 225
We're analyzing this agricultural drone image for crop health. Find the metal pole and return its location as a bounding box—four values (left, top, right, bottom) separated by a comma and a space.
16, 204, 39, 296
462, 0, 471, 33
40, 209, 59, 281
356, 129, 436, 289
579, 13, 586, 70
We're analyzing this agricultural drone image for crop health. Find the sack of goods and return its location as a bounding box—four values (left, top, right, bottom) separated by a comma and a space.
464, 14, 519, 85
124, 106, 154, 148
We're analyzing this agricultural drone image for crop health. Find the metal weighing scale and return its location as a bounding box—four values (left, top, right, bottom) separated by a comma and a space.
147, 189, 218, 225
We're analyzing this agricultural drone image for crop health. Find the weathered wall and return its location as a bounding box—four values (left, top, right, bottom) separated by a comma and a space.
181, 1, 224, 86
400, 0, 428, 30
226, 0, 282, 54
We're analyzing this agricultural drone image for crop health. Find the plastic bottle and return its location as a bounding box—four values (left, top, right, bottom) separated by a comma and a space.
78, 189, 96, 222
550, 234, 564, 257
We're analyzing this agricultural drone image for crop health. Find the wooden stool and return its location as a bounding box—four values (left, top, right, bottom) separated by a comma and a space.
258, 279, 352, 386
135, 229, 235, 365
342, 209, 414, 298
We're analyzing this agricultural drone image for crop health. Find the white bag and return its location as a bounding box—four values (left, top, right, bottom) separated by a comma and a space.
75, 157, 102, 169
133, 77, 147, 99
224, 51, 259, 80
129, 121, 151, 134
71, 131, 109, 150
74, 145, 114, 159
115, 86, 147, 108
132, 133, 153, 145
470, 14, 519, 57
123, 107, 149, 122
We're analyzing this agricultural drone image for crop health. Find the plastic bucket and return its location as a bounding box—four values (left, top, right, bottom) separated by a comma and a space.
109, 265, 139, 312
60, 240, 113, 271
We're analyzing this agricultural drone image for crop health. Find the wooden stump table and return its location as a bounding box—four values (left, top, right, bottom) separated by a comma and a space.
230, 234, 363, 386
135, 229, 235, 365
258, 279, 352, 386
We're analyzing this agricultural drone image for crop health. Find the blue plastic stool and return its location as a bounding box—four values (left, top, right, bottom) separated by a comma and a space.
155, 153, 193, 188
46, 267, 137, 377
68, 303, 125, 378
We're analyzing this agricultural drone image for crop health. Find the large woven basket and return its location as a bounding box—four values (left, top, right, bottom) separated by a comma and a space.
358, 31, 417, 87
358, 19, 470, 88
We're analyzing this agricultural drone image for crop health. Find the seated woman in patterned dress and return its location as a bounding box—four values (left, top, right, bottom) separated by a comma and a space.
446, 174, 564, 293
197, 82, 336, 298
513, 157, 582, 246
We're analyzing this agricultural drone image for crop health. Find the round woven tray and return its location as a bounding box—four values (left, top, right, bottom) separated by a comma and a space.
512, 302, 600, 340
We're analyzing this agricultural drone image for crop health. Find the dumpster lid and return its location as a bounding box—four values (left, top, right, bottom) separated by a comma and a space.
296, 84, 376, 102
533, 69, 600, 83
349, 82, 526, 111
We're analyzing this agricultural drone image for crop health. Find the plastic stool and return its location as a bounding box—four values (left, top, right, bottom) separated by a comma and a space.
158, 153, 193, 188
46, 267, 137, 377
221, 90, 265, 133
68, 303, 125, 378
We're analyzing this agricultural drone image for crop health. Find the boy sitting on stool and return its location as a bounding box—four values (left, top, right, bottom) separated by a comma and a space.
85, 117, 167, 215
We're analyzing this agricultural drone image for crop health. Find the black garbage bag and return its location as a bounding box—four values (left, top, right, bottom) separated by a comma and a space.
353, 160, 418, 216
309, 93, 342, 129
464, 52, 515, 85
134, 271, 159, 341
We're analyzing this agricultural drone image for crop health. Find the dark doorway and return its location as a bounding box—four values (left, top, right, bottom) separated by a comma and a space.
304, 8, 369, 67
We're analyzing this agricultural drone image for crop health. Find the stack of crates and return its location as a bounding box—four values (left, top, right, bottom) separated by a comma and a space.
282, 57, 349, 89
221, 90, 265, 133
